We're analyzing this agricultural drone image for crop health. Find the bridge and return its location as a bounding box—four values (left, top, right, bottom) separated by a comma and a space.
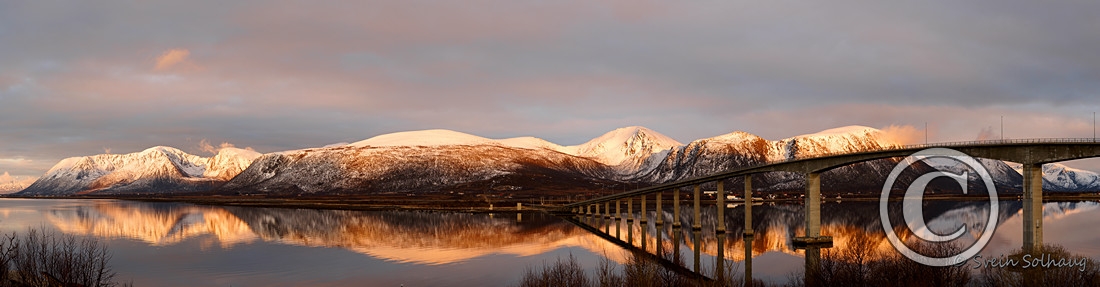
561, 138, 1100, 258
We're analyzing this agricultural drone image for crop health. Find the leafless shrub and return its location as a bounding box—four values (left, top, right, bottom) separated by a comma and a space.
797, 239, 970, 287
517, 253, 592, 287
0, 228, 121, 287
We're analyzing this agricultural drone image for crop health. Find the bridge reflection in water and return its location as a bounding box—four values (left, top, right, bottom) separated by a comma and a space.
566, 198, 1100, 285
564, 139, 1100, 284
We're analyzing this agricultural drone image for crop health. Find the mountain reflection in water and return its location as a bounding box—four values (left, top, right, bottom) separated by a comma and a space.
5, 198, 1100, 285
40, 200, 644, 265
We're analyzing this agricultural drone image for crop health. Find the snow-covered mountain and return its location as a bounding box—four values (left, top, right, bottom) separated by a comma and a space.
0, 172, 37, 194
634, 126, 905, 186
220, 139, 612, 195
1007, 162, 1100, 192
561, 126, 682, 175
348, 127, 681, 175
18, 146, 260, 195
18, 125, 1100, 196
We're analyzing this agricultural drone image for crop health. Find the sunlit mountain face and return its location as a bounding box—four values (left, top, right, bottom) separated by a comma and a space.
22, 126, 1100, 196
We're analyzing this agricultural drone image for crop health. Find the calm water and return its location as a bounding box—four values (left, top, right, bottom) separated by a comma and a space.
2, 198, 1100, 286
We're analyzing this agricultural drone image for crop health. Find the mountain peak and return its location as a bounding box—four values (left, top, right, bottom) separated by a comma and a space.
349, 129, 498, 147
793, 125, 880, 138
19, 145, 262, 195
567, 126, 682, 168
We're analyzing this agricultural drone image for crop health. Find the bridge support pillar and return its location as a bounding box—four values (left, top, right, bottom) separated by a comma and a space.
717, 181, 726, 233
673, 189, 681, 228
693, 229, 702, 273
1023, 163, 1044, 251
656, 192, 663, 225
604, 201, 611, 234
716, 233, 726, 282
640, 195, 647, 224
745, 175, 754, 236
795, 172, 832, 246
615, 200, 622, 238
627, 197, 634, 222
692, 184, 702, 230
744, 234, 754, 286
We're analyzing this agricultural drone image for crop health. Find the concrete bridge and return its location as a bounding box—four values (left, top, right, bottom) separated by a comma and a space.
562, 138, 1100, 257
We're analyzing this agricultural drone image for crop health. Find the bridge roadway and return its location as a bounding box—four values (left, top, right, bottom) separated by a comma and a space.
562, 138, 1100, 252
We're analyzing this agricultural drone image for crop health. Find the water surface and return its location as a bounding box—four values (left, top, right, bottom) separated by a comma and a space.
3, 198, 1100, 286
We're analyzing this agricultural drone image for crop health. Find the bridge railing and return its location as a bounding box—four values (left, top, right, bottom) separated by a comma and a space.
754, 138, 1100, 169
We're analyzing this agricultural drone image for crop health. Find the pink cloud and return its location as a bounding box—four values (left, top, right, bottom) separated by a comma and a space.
154, 49, 192, 71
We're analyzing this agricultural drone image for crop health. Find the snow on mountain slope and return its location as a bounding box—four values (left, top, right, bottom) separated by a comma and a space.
220, 127, 686, 195
562, 126, 682, 175
204, 148, 262, 180
220, 144, 612, 195
779, 125, 899, 160
636, 126, 900, 184
348, 129, 571, 153
497, 136, 567, 152
19, 146, 261, 195
0, 172, 37, 194
349, 129, 499, 147
921, 158, 1022, 192
1007, 162, 1100, 191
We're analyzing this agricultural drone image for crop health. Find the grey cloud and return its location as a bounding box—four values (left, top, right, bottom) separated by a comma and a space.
2, 0, 1100, 177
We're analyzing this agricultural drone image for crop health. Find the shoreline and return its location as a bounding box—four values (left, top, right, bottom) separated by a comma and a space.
4, 192, 1099, 212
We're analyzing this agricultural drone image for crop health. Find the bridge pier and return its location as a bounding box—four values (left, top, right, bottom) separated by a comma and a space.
673, 225, 683, 265
744, 175, 753, 236
640, 194, 647, 224
673, 189, 681, 228
805, 246, 822, 287
656, 221, 664, 256
655, 192, 663, 225
717, 181, 726, 233
795, 172, 832, 246
693, 229, 702, 273
744, 234, 754, 286
1023, 163, 1044, 251
627, 197, 634, 223
615, 200, 622, 238
604, 202, 611, 233
640, 218, 648, 251
716, 233, 726, 282
692, 184, 702, 230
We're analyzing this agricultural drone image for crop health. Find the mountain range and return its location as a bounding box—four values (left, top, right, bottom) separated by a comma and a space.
14, 125, 1100, 196
18, 146, 260, 195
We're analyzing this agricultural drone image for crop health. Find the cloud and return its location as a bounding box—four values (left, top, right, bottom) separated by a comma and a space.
879, 125, 923, 145
198, 139, 254, 154
976, 126, 999, 141
154, 49, 192, 71
1, 0, 1100, 177
0, 158, 32, 165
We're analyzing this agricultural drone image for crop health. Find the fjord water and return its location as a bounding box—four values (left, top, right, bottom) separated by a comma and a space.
2, 198, 1100, 286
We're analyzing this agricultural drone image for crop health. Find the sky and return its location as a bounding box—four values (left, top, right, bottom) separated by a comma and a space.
2, 1, 1100, 178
